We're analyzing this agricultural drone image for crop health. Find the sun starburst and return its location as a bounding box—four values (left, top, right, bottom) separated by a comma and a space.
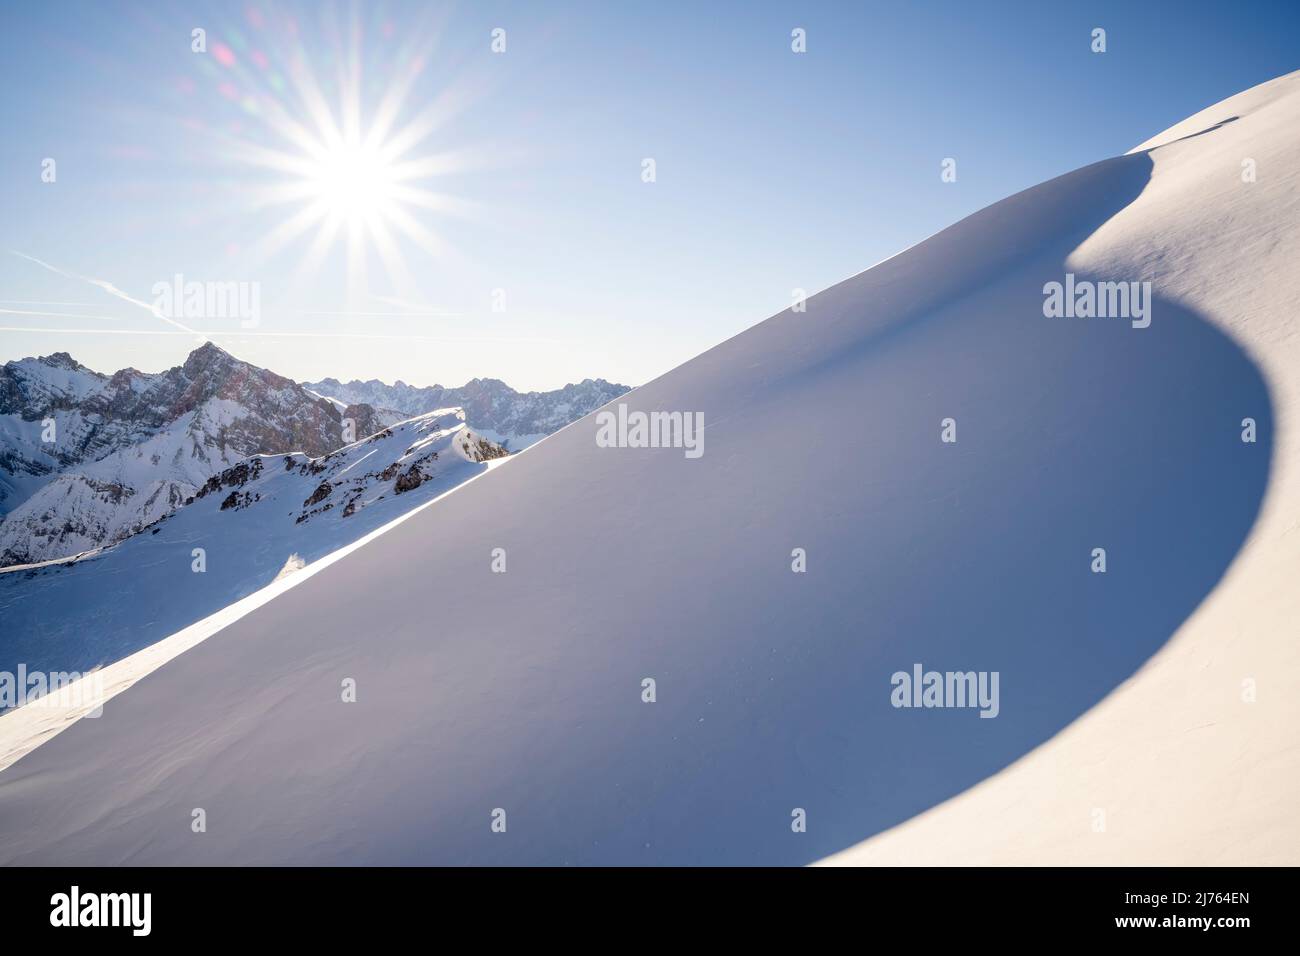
197, 7, 489, 303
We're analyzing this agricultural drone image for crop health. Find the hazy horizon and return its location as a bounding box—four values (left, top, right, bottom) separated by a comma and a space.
9, 338, 633, 392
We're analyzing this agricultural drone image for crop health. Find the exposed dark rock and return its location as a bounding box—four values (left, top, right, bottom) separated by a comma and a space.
303, 482, 332, 507
393, 465, 427, 494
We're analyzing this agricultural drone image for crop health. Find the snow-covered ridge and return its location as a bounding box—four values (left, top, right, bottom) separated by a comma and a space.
189, 406, 507, 525
0, 344, 621, 567
0, 408, 508, 688
0, 343, 385, 566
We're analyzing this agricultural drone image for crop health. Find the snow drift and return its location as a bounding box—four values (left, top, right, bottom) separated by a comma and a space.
1, 72, 1298, 865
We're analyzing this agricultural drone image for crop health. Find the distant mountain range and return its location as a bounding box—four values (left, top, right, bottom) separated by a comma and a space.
303, 375, 630, 450
0, 406, 509, 686
0, 344, 626, 567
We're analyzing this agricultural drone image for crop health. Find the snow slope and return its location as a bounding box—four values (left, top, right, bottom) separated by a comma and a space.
0, 409, 507, 693
819, 71, 1300, 866
1, 73, 1296, 865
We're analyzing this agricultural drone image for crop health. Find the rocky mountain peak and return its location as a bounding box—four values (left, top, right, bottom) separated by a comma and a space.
38, 351, 85, 372
180, 341, 237, 375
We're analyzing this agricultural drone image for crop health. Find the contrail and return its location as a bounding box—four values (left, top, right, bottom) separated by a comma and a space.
0, 326, 566, 345
6, 252, 562, 345
0, 299, 108, 307
0, 308, 139, 322
0, 327, 179, 336
10, 251, 207, 339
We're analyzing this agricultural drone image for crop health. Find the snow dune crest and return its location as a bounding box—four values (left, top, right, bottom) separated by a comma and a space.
1, 73, 1297, 865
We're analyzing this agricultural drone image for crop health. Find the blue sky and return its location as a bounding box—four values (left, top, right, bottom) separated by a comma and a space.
1, 0, 1297, 390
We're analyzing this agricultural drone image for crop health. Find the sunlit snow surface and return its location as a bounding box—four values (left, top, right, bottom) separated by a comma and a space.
1, 73, 1298, 865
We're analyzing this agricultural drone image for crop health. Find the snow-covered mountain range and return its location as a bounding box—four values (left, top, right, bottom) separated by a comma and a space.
0, 345, 620, 567
0, 343, 387, 566
304, 374, 630, 450
0, 407, 507, 692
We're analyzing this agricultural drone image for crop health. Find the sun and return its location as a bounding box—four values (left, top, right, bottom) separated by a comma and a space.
203, 10, 484, 300
305, 139, 399, 226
